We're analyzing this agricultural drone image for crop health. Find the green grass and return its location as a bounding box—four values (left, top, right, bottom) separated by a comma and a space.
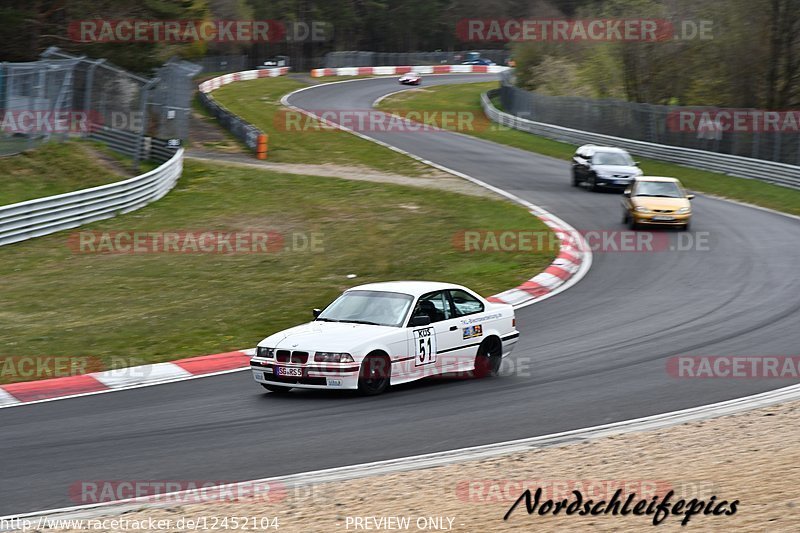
210, 77, 433, 175
0, 141, 126, 206
379, 82, 800, 216
0, 159, 554, 384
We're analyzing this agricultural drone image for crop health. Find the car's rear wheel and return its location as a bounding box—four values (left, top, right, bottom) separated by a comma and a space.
473, 337, 502, 378
358, 354, 391, 395
262, 384, 292, 393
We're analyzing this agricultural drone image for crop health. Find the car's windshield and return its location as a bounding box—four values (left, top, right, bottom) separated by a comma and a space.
316, 290, 413, 327
593, 151, 634, 166
634, 181, 683, 198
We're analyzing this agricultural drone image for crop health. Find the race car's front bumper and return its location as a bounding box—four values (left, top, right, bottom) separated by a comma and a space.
250, 358, 361, 390
632, 212, 691, 226
594, 176, 635, 189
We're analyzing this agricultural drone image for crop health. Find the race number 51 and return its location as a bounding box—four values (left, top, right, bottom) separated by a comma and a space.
414, 327, 437, 366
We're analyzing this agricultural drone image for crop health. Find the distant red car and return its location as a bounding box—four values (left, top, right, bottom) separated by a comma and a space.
399, 71, 421, 85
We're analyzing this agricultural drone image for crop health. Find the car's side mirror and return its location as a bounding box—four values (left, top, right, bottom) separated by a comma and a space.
409, 315, 431, 327
687, 194, 695, 200
623, 190, 631, 197
312, 308, 322, 318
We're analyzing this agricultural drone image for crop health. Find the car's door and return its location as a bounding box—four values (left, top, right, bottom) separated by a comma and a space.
447, 289, 488, 371
622, 180, 637, 213
573, 148, 590, 180
407, 290, 463, 379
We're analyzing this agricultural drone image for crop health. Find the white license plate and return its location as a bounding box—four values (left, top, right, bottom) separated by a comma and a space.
652, 216, 675, 221
275, 367, 303, 377
614, 180, 629, 185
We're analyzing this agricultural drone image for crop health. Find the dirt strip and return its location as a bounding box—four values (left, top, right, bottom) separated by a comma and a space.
45, 397, 800, 532
186, 151, 495, 198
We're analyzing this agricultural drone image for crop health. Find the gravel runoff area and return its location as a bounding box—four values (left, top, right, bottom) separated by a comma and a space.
45, 397, 800, 532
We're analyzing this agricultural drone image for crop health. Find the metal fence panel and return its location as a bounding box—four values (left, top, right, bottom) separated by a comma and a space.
484, 88, 800, 190
498, 72, 800, 167
0, 48, 197, 164
0, 59, 79, 154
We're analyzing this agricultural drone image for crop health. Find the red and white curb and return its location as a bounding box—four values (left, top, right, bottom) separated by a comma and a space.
311, 64, 509, 77
198, 67, 289, 93
487, 221, 586, 306
0, 350, 255, 408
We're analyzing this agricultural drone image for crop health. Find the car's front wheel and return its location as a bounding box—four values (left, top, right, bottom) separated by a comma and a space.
262, 384, 292, 393
358, 353, 391, 395
571, 169, 580, 187
473, 337, 502, 378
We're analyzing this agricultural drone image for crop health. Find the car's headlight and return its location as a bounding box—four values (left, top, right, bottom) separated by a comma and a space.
676, 207, 691, 214
314, 352, 354, 363
634, 206, 651, 213
256, 346, 275, 358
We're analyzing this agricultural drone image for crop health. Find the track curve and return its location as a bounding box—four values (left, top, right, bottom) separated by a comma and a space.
2, 74, 799, 516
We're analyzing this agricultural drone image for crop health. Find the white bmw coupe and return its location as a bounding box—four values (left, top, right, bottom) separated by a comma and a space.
250, 281, 519, 395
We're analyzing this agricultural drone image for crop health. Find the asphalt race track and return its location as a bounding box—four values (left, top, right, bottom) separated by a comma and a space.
2, 74, 800, 516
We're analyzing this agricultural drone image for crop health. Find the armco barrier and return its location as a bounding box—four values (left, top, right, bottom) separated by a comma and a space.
197, 68, 289, 153
482, 89, 800, 190
0, 148, 183, 247
311, 64, 509, 77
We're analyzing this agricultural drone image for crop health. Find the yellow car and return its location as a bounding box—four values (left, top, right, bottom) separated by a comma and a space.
621, 176, 694, 230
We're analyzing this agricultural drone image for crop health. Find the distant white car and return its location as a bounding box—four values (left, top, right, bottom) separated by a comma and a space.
398, 71, 421, 85
251, 281, 519, 395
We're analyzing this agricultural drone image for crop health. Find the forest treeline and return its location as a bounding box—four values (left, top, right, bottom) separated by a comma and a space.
1, 0, 796, 108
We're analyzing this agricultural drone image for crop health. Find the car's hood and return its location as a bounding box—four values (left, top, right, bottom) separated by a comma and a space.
594, 164, 639, 175
259, 321, 397, 352
631, 196, 690, 210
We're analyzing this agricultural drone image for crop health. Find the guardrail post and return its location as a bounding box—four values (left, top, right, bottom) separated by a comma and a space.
257, 133, 268, 160
133, 77, 158, 171
83, 58, 104, 125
